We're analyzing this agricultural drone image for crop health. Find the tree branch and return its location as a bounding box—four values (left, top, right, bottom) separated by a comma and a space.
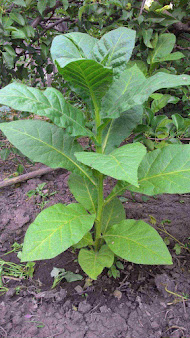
31, 0, 63, 28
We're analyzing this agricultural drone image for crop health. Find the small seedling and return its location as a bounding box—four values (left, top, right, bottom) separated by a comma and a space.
51, 267, 83, 288
27, 182, 57, 210
108, 259, 124, 279
179, 199, 185, 203
1, 242, 23, 257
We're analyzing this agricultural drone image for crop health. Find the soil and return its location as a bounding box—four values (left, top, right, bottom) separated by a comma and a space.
0, 157, 190, 338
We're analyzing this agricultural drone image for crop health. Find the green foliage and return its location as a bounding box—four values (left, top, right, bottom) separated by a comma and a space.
21, 203, 95, 261
1, 28, 190, 280
104, 220, 172, 264
51, 267, 83, 288
26, 182, 57, 210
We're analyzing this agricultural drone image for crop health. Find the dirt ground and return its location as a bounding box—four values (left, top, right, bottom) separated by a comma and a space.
0, 158, 190, 338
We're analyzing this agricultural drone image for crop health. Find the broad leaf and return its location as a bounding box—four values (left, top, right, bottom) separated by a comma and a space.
21, 203, 95, 261
0, 120, 96, 186
12, 26, 35, 39
101, 65, 146, 118
56, 60, 113, 109
148, 33, 176, 64
75, 143, 146, 186
102, 198, 125, 234
78, 245, 114, 280
51, 32, 98, 65
101, 65, 190, 118
68, 173, 98, 213
10, 12, 25, 26
92, 27, 136, 75
156, 52, 184, 62
106, 145, 190, 200
102, 105, 143, 154
13, 0, 26, 6
142, 28, 153, 48
51, 33, 113, 108
74, 232, 94, 249
104, 220, 172, 265
0, 83, 92, 137
128, 144, 190, 195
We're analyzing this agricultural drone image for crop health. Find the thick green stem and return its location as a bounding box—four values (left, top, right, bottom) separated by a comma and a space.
94, 173, 104, 251
91, 95, 104, 251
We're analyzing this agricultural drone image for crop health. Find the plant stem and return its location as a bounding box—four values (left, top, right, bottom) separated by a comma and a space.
91, 95, 104, 251
94, 173, 104, 251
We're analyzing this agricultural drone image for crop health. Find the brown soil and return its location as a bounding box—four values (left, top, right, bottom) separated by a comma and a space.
0, 159, 190, 338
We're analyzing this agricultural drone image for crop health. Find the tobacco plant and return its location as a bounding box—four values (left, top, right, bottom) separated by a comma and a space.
1, 28, 190, 279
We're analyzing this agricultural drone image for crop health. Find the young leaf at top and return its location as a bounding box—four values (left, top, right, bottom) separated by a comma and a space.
21, 203, 95, 262
78, 245, 114, 280
75, 143, 146, 187
92, 27, 136, 75
0, 120, 96, 186
101, 65, 146, 119
104, 220, 172, 265
51, 32, 98, 65
101, 65, 190, 119
0, 83, 93, 138
68, 173, 98, 213
101, 198, 125, 234
51, 33, 113, 108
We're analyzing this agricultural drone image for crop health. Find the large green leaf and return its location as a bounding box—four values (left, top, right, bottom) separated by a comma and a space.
56, 60, 113, 109
0, 120, 96, 186
68, 173, 98, 213
21, 203, 95, 261
78, 245, 114, 280
101, 65, 190, 119
106, 145, 190, 201
0, 83, 92, 137
101, 65, 145, 118
92, 27, 136, 75
102, 198, 125, 234
102, 105, 143, 154
128, 144, 190, 195
148, 33, 176, 64
51, 33, 113, 108
75, 143, 146, 186
51, 32, 97, 66
104, 220, 172, 265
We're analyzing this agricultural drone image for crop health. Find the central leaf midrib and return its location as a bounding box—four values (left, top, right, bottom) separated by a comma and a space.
8, 126, 96, 186
1, 92, 88, 132
105, 234, 166, 259
139, 168, 190, 183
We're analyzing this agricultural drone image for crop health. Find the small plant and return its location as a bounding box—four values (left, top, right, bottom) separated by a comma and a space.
108, 259, 124, 279
0, 28, 190, 279
27, 182, 57, 210
51, 267, 83, 288
1, 242, 22, 257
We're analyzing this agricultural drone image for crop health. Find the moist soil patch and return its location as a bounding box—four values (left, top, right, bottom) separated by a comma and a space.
0, 160, 190, 338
